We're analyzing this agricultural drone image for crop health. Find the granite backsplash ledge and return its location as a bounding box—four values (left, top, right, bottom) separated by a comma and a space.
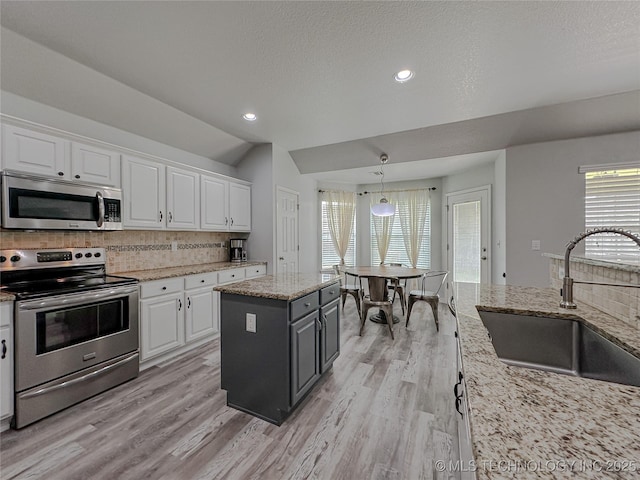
545, 253, 640, 329
0, 230, 247, 273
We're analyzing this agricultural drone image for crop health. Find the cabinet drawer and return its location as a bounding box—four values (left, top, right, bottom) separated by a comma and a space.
218, 268, 245, 284
245, 264, 266, 279
290, 292, 319, 321
140, 277, 183, 299
0, 303, 12, 327
320, 283, 340, 306
184, 271, 218, 290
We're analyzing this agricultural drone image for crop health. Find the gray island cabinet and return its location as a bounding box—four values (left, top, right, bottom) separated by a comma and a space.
215, 273, 340, 425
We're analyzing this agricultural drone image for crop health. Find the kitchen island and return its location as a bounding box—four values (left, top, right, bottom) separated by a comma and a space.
453, 282, 639, 479
215, 273, 340, 425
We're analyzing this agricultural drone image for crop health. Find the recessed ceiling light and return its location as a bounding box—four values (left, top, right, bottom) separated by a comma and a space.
242, 113, 257, 121
394, 69, 414, 83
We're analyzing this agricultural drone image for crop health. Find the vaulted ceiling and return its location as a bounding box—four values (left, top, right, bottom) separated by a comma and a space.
2, 1, 639, 183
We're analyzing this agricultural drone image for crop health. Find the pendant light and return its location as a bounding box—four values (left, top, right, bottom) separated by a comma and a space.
370, 153, 395, 217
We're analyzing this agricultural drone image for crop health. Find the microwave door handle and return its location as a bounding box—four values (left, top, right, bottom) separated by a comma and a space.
96, 191, 105, 227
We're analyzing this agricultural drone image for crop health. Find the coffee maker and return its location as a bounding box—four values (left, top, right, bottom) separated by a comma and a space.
230, 239, 247, 263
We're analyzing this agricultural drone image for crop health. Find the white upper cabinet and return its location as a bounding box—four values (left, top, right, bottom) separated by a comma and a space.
71, 142, 121, 187
122, 155, 166, 229
167, 167, 200, 230
2, 124, 68, 178
201, 175, 229, 231
229, 182, 251, 231
2, 124, 121, 187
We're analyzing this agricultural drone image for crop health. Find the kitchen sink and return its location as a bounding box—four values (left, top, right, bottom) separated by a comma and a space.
477, 310, 640, 387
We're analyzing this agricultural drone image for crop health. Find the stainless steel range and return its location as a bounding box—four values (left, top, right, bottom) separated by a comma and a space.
0, 248, 139, 429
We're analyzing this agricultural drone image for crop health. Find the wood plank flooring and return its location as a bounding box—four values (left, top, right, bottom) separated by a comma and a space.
0, 299, 460, 480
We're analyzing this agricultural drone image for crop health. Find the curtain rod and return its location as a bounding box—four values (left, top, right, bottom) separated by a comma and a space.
318, 187, 436, 194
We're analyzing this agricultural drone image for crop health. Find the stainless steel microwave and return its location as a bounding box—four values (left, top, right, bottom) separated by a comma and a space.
1, 171, 123, 231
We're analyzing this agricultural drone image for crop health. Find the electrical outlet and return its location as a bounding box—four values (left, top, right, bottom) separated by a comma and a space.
171, 241, 178, 252
246, 313, 257, 333
531, 240, 541, 251
559, 265, 565, 279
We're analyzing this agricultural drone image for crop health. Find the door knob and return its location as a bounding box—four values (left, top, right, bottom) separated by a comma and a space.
481, 256, 487, 260
279, 257, 284, 261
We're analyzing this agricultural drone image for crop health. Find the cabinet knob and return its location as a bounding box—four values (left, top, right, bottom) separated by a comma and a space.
75, 174, 81, 179
1, 339, 6, 359
201, 279, 205, 283
230, 217, 234, 226
58, 171, 64, 176
304, 302, 311, 307
162, 286, 167, 290
159, 211, 163, 222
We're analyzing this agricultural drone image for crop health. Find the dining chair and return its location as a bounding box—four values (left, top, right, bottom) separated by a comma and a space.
333, 265, 362, 316
405, 270, 448, 331
360, 275, 395, 339
384, 263, 406, 315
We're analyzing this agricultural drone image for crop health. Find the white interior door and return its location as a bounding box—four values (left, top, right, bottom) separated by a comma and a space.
447, 186, 491, 284
276, 186, 299, 274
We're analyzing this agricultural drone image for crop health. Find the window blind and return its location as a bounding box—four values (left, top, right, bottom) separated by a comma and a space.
321, 200, 355, 270
370, 202, 431, 268
584, 167, 640, 263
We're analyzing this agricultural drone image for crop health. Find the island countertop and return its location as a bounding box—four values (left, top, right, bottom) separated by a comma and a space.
454, 282, 640, 480
214, 273, 339, 301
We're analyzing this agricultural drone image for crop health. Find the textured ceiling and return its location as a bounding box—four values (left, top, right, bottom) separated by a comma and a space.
1, 1, 639, 179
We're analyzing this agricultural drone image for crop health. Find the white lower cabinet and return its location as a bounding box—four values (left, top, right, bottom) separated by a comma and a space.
0, 303, 14, 422
139, 266, 264, 365
140, 291, 185, 361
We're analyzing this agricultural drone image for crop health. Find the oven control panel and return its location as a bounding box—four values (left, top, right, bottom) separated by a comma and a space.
0, 248, 107, 270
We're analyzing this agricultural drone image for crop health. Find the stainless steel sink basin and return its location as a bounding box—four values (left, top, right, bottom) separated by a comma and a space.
477, 310, 640, 387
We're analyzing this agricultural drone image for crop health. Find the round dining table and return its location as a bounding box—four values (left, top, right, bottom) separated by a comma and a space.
344, 265, 429, 323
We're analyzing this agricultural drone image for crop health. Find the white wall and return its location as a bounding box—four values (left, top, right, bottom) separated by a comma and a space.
236, 145, 274, 271
505, 131, 640, 287
1, 91, 237, 177
493, 151, 507, 284
272, 144, 319, 273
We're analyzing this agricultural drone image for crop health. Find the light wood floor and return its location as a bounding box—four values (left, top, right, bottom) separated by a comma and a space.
0, 299, 460, 480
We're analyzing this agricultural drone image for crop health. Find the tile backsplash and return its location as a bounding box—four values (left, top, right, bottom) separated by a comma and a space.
549, 257, 640, 329
0, 230, 247, 274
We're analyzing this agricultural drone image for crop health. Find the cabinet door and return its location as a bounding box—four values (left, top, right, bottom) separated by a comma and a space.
71, 142, 121, 187
2, 124, 68, 178
140, 293, 185, 361
290, 311, 320, 406
201, 175, 229, 231
229, 183, 251, 231
122, 155, 166, 229
0, 322, 13, 420
185, 287, 218, 343
320, 298, 340, 372
167, 167, 200, 230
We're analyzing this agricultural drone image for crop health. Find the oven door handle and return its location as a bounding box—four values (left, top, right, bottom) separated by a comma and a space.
17, 285, 138, 310
96, 191, 105, 228
20, 352, 139, 399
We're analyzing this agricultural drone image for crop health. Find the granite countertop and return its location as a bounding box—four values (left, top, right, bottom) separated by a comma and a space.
214, 273, 339, 301
114, 261, 267, 282
0, 292, 14, 303
454, 282, 640, 479
543, 252, 640, 274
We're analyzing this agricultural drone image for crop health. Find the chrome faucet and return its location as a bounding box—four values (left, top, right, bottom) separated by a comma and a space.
560, 227, 640, 308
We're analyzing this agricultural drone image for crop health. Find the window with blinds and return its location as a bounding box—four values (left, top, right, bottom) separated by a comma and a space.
584, 166, 640, 263
370, 203, 431, 268
321, 200, 356, 270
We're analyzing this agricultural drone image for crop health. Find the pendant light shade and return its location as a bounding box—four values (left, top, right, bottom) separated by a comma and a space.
371, 154, 395, 217
371, 198, 395, 216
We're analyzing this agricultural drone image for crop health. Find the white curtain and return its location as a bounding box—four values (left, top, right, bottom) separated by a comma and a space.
371, 193, 396, 264
397, 190, 430, 267
322, 190, 356, 265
